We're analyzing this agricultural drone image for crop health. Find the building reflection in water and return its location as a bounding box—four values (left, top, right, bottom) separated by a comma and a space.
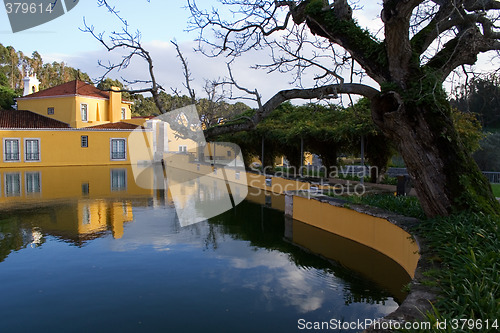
0, 166, 156, 255
0, 164, 247, 251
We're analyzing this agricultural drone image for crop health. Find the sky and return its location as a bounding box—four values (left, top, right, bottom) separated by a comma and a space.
2, 1, 494, 107
0, 0, 386, 106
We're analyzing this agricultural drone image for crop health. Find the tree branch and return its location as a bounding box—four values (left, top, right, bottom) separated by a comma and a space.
205, 83, 379, 138
172, 40, 196, 104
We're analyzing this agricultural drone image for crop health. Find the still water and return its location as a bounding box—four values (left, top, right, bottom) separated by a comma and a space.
0, 166, 407, 332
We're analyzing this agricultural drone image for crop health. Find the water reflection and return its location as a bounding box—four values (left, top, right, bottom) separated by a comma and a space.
0, 165, 403, 332
284, 218, 411, 303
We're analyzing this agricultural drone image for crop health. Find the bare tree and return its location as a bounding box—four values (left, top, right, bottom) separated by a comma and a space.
81, 0, 168, 113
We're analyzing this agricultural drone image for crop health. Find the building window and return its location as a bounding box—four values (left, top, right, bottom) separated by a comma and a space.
4, 139, 20, 162
121, 107, 126, 120
227, 150, 232, 157
110, 138, 126, 160
25, 139, 40, 162
47, 107, 54, 115
4, 173, 21, 197
25, 172, 41, 195
82, 183, 90, 196
81, 103, 88, 122
178, 145, 187, 153
81, 136, 88, 148
111, 169, 127, 191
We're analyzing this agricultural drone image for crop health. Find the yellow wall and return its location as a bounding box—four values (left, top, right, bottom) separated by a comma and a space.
0, 129, 152, 167
17, 96, 77, 125
167, 123, 198, 153
73, 96, 109, 128
292, 195, 420, 278
17, 94, 132, 129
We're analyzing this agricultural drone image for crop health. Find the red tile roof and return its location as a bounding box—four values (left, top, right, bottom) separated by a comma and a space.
0, 110, 71, 128
87, 122, 141, 130
17, 80, 110, 100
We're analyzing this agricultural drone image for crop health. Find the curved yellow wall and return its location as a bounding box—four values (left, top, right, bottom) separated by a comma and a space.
292, 195, 420, 278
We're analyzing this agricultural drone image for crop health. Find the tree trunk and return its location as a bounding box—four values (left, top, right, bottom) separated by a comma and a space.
372, 91, 500, 217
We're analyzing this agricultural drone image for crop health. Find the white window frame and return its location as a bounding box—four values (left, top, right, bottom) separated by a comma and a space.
178, 145, 187, 153
24, 138, 41, 162
121, 107, 127, 120
81, 103, 88, 122
4, 172, 21, 197
110, 138, 127, 161
81, 135, 89, 148
25, 171, 42, 196
110, 168, 127, 192
3, 138, 20, 162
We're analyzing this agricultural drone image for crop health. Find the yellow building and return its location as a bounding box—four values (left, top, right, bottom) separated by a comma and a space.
0, 79, 158, 167
0, 109, 153, 167
16, 79, 133, 129
2, 79, 232, 171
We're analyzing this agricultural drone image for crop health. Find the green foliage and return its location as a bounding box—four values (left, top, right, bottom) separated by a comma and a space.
405, 71, 449, 111
305, 0, 387, 68
38, 62, 91, 89
0, 72, 8, 87
0, 42, 90, 91
491, 184, 500, 197
0, 85, 17, 110
219, 99, 394, 173
474, 133, 500, 172
415, 213, 500, 330
452, 75, 500, 129
451, 108, 485, 153
130, 90, 250, 122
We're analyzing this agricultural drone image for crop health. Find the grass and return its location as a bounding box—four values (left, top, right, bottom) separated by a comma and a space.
491, 183, 500, 197
326, 194, 500, 332
328, 193, 427, 220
